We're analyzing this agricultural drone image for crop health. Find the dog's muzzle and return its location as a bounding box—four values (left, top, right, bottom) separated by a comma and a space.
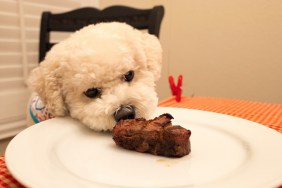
114, 105, 135, 122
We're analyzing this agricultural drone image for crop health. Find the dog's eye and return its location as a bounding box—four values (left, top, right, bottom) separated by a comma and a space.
84, 88, 101, 98
123, 71, 134, 82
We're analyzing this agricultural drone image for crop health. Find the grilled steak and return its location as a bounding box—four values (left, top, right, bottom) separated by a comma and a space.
112, 113, 191, 157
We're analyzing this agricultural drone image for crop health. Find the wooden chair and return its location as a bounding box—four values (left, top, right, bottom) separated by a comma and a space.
39, 5, 165, 62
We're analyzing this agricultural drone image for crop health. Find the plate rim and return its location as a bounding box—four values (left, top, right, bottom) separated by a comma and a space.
5, 107, 282, 188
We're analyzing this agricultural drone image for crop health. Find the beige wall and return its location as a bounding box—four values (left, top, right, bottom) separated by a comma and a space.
101, 0, 282, 103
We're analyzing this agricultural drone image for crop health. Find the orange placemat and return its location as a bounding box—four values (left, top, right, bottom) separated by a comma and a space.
0, 156, 25, 188
159, 96, 282, 134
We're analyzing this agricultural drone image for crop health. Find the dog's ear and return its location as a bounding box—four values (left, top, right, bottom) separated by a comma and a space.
142, 33, 162, 81
28, 60, 67, 116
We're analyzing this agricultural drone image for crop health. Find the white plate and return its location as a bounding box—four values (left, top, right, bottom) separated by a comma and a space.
5, 107, 282, 188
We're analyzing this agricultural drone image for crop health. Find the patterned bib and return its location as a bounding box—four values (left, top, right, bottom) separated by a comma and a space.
29, 95, 54, 123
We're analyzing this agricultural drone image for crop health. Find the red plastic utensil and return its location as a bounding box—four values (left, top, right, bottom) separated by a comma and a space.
168, 75, 183, 102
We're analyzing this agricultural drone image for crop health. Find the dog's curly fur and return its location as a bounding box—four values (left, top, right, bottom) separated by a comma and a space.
28, 22, 162, 131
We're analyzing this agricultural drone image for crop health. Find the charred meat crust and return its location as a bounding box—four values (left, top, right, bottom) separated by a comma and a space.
112, 113, 191, 157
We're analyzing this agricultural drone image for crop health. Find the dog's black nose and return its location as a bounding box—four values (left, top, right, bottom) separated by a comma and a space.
114, 105, 135, 122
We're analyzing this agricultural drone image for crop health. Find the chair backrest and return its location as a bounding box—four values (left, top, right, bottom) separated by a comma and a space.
39, 5, 165, 62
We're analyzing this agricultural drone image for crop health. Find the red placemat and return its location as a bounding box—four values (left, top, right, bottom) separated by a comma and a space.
0, 156, 25, 188
159, 96, 282, 134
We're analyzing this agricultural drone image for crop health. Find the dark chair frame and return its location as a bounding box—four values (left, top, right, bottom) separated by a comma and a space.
39, 5, 164, 62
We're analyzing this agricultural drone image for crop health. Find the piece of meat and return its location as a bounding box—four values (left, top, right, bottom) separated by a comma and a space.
112, 113, 191, 157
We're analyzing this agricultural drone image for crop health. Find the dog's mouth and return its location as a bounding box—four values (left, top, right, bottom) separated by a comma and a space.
113, 105, 136, 122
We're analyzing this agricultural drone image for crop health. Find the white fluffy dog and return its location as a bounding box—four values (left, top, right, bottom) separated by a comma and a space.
28, 22, 162, 131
